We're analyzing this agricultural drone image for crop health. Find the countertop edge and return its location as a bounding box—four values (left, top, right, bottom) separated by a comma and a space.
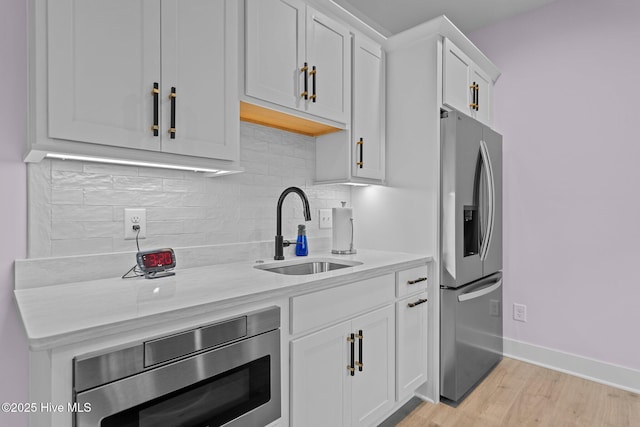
23, 256, 432, 351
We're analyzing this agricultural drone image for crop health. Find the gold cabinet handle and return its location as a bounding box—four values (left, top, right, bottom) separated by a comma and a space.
408, 298, 428, 308
151, 82, 159, 136
301, 63, 308, 99
356, 138, 364, 169
347, 333, 355, 376
470, 82, 479, 111
310, 65, 316, 103
356, 330, 363, 371
168, 87, 176, 139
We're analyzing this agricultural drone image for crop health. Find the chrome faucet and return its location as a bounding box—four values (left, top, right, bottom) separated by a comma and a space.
275, 187, 311, 260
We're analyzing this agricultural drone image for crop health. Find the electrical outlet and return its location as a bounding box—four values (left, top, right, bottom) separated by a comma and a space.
513, 303, 527, 322
124, 208, 146, 240
319, 209, 332, 229
490, 299, 501, 317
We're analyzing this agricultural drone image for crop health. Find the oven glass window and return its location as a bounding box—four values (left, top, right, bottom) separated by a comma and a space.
101, 356, 271, 427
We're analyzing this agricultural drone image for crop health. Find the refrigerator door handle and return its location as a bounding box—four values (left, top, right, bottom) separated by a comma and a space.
458, 279, 503, 302
479, 140, 494, 261
485, 139, 497, 259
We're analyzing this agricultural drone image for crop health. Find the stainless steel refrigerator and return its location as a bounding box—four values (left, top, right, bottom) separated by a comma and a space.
440, 110, 503, 402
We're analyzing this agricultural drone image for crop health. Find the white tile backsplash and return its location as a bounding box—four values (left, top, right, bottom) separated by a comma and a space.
27, 123, 351, 258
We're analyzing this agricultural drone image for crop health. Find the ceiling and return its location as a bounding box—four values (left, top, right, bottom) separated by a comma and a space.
331, 0, 559, 36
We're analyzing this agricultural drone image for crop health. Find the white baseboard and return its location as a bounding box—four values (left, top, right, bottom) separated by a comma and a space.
503, 337, 640, 395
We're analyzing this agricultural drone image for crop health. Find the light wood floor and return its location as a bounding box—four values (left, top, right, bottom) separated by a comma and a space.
397, 358, 640, 427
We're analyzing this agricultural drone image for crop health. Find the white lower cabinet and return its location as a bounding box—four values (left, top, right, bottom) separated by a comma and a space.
291, 305, 395, 427
351, 306, 396, 426
396, 291, 428, 402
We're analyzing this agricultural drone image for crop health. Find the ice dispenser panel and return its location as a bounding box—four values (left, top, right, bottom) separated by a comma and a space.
463, 205, 478, 257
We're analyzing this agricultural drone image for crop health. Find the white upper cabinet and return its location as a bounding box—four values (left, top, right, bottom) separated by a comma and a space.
245, 0, 351, 125
442, 38, 493, 126
351, 35, 384, 181
48, 0, 160, 151
160, 0, 239, 160
41, 0, 239, 162
470, 65, 492, 125
245, 0, 305, 112
305, 10, 350, 123
315, 33, 385, 185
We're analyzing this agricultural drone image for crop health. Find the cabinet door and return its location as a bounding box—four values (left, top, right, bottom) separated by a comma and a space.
352, 36, 384, 180
245, 0, 306, 111
442, 38, 473, 116
48, 0, 160, 150
291, 322, 352, 427
351, 305, 395, 427
397, 292, 428, 402
305, 8, 351, 124
471, 65, 492, 126
161, 0, 239, 160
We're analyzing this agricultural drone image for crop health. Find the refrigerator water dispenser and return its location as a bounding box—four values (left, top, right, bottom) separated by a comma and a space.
463, 205, 478, 257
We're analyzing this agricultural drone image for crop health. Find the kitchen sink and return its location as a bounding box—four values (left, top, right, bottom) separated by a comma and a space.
254, 258, 362, 275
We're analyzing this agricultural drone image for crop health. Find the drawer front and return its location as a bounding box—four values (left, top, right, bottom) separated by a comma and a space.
396, 265, 429, 298
291, 274, 394, 335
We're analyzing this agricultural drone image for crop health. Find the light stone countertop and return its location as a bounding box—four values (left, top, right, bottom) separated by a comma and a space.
14, 249, 431, 351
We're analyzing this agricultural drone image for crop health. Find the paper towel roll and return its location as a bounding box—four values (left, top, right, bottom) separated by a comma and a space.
332, 207, 356, 254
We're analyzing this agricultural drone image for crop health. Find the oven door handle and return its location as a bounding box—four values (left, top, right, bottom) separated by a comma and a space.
458, 279, 502, 302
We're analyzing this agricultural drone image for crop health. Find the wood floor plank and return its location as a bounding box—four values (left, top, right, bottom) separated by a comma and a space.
395, 358, 640, 427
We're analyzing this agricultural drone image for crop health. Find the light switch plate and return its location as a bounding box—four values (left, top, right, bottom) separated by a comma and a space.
319, 209, 332, 229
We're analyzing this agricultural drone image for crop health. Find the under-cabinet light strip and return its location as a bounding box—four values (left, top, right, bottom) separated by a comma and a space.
44, 153, 232, 175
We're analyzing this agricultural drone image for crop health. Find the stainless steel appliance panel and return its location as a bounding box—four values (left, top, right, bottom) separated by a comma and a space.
441, 112, 484, 288
440, 273, 503, 402
74, 307, 281, 427
441, 111, 503, 289
144, 316, 247, 367
76, 329, 280, 427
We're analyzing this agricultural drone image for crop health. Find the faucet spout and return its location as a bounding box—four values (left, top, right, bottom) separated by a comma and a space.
275, 187, 312, 260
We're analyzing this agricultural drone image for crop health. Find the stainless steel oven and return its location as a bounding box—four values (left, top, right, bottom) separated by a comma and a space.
73, 307, 280, 427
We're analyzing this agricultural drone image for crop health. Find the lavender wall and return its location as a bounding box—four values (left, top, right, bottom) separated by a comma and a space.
0, 0, 29, 425
470, 0, 640, 370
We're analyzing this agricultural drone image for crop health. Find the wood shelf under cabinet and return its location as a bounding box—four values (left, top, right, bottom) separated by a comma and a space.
240, 101, 341, 137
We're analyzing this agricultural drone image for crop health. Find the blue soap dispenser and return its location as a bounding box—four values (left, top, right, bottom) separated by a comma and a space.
295, 224, 308, 256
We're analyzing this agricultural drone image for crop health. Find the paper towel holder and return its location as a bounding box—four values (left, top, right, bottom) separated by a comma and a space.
331, 202, 357, 255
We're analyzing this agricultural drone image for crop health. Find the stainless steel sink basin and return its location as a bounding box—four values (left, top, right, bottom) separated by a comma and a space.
254, 258, 362, 275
